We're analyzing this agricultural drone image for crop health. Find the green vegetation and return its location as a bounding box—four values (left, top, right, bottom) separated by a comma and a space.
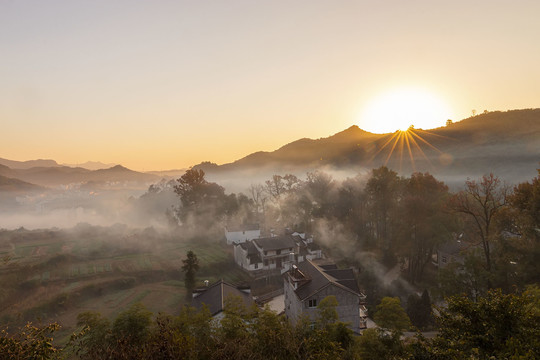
1, 164, 539, 358
373, 297, 411, 335
181, 250, 199, 301
2, 289, 539, 359
0, 225, 250, 337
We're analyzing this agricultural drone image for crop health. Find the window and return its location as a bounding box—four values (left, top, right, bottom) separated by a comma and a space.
442, 256, 447, 263
254, 263, 258, 269
308, 299, 317, 308
276, 250, 281, 255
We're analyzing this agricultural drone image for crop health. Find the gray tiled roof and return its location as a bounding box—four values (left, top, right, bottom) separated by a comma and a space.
237, 241, 262, 264
192, 279, 254, 316
292, 260, 362, 300
239, 241, 258, 254
254, 235, 296, 251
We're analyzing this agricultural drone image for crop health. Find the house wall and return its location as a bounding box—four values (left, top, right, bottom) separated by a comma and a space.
306, 250, 322, 261
284, 279, 304, 326
233, 244, 248, 268
284, 282, 361, 332
233, 244, 262, 271
225, 230, 261, 245
312, 284, 360, 332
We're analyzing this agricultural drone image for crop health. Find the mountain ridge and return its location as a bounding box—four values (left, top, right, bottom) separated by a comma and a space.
0, 164, 159, 188
193, 108, 540, 185
2, 109, 539, 188
0, 158, 60, 169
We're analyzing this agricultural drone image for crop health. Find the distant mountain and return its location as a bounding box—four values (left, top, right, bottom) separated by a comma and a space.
61, 161, 118, 170
195, 109, 540, 186
88, 165, 159, 183
0, 174, 42, 193
146, 169, 188, 178
0, 163, 160, 188
0, 158, 60, 169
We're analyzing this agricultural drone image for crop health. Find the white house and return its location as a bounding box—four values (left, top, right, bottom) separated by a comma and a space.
233, 234, 322, 273
225, 224, 261, 245
233, 241, 263, 271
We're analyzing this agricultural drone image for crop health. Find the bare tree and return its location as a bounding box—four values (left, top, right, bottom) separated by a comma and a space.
248, 184, 267, 216
265, 175, 286, 204
450, 173, 509, 273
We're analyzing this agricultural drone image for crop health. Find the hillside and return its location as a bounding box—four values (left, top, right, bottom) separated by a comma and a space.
61, 161, 118, 170
197, 109, 540, 185
0, 163, 160, 188
0, 174, 42, 193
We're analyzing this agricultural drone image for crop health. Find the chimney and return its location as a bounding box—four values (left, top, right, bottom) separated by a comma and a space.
204, 280, 209, 287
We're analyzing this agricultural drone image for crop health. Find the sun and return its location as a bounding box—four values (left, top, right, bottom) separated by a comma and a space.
358, 87, 454, 134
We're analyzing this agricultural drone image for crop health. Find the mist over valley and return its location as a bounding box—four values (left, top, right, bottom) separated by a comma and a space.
1, 109, 539, 358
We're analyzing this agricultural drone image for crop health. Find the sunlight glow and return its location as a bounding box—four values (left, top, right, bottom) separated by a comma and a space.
359, 88, 453, 134
369, 126, 456, 173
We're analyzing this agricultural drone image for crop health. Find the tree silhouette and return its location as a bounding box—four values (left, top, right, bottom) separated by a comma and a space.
450, 173, 509, 275
181, 250, 199, 301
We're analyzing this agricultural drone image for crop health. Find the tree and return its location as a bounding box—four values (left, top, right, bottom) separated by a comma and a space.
74, 311, 112, 359
316, 295, 339, 328
398, 172, 453, 283
174, 169, 228, 229
373, 297, 411, 334
304, 170, 335, 218
357, 328, 404, 360
265, 175, 287, 204
450, 173, 509, 274
0, 322, 60, 360
406, 289, 433, 330
499, 171, 540, 287
181, 250, 199, 301
248, 184, 267, 219
366, 166, 402, 250
174, 169, 208, 208
430, 289, 540, 359
437, 251, 492, 301
111, 303, 152, 358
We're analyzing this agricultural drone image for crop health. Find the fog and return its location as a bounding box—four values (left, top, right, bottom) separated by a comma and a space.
0, 184, 175, 231
0, 161, 529, 231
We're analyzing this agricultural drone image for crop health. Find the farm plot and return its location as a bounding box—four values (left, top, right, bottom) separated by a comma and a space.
68, 262, 113, 278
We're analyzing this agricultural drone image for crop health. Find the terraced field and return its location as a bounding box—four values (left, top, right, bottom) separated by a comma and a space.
0, 226, 252, 336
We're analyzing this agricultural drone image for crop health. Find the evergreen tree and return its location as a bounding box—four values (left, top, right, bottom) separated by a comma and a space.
181, 250, 199, 301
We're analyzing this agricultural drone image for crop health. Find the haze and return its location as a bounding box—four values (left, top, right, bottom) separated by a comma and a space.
2, 1, 539, 171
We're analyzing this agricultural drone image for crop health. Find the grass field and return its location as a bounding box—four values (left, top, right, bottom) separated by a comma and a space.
0, 226, 253, 336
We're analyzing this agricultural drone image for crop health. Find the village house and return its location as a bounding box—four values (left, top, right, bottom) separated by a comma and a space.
434, 233, 483, 269
225, 224, 261, 245
283, 260, 367, 333
191, 279, 254, 321
233, 233, 322, 273
436, 240, 468, 268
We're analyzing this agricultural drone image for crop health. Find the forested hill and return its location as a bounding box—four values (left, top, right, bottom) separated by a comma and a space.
195, 109, 540, 184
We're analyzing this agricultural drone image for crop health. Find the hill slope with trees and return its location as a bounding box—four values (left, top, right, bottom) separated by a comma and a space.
196, 109, 540, 185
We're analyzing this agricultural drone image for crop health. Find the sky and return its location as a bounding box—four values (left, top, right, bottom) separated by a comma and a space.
1, 0, 539, 171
